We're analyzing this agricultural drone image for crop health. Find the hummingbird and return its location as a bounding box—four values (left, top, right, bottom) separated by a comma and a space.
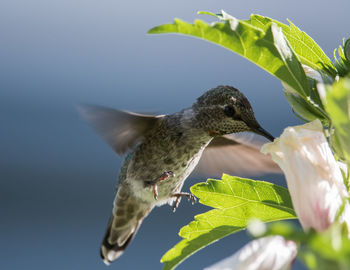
79, 85, 279, 265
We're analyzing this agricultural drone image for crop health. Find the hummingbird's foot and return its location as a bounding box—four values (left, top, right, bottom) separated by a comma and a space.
145, 171, 175, 200
171, 192, 197, 212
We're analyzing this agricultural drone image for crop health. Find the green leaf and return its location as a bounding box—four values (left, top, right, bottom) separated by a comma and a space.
344, 38, 350, 61
148, 12, 310, 97
301, 224, 350, 269
161, 174, 296, 270
246, 14, 335, 72
284, 90, 328, 123
325, 78, 350, 163
264, 221, 350, 270
283, 78, 330, 125
332, 39, 350, 77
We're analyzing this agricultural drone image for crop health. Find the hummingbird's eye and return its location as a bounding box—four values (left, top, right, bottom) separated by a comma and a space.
224, 105, 236, 117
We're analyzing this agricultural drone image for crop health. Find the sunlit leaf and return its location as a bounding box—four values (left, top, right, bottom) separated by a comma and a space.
161, 175, 296, 270
325, 78, 350, 163
246, 14, 335, 73
148, 12, 310, 97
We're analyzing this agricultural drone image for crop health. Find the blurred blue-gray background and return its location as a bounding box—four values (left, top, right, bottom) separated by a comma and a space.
1, 0, 349, 269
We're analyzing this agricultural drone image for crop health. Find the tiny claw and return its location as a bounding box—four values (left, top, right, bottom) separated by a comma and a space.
172, 205, 177, 213
189, 194, 197, 205
172, 196, 181, 212
171, 192, 197, 212
153, 184, 158, 200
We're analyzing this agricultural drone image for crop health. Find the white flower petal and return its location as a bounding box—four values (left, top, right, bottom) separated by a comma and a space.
261, 120, 350, 232
204, 236, 297, 270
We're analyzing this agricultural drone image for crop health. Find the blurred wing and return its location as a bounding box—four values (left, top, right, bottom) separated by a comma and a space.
78, 105, 164, 155
193, 133, 281, 178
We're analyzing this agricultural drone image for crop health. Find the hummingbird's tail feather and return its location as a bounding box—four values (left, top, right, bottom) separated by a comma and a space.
100, 200, 153, 265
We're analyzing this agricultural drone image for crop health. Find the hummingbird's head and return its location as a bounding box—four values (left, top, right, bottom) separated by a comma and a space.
193, 85, 274, 141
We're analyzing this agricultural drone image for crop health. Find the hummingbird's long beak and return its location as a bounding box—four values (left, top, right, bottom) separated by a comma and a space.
253, 126, 275, 142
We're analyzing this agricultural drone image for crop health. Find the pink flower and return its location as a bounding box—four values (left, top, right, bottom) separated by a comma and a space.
261, 120, 350, 232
